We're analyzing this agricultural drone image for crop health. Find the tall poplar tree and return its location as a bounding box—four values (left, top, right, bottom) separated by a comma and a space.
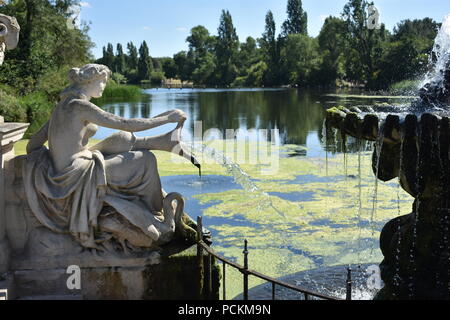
261, 11, 280, 85
103, 43, 115, 69
215, 10, 239, 85
115, 43, 126, 74
138, 41, 153, 81
127, 42, 139, 71
281, 0, 308, 36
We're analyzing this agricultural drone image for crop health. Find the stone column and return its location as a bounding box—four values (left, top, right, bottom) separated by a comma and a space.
0, 119, 29, 274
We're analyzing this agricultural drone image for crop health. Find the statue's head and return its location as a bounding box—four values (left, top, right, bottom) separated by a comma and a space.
66, 64, 112, 99
0, 14, 20, 65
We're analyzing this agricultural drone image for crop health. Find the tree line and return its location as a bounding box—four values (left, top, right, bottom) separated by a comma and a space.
97, 0, 440, 90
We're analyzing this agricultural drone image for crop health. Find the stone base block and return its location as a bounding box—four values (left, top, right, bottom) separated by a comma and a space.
10, 245, 220, 300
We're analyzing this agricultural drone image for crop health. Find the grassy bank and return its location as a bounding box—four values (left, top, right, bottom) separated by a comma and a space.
92, 83, 143, 103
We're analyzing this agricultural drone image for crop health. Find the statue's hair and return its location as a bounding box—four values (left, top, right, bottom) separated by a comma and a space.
68, 64, 112, 85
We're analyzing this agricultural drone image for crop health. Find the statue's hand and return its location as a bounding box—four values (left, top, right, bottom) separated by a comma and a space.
167, 109, 187, 123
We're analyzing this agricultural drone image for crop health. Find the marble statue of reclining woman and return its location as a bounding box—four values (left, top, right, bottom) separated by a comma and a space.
24, 64, 198, 252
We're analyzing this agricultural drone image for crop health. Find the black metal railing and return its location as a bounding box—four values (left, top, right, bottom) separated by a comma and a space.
196, 216, 353, 301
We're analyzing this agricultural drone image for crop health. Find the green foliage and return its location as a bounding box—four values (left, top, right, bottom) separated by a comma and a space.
215, 10, 240, 86
318, 17, 348, 85
241, 61, 268, 87
93, 83, 142, 102
150, 71, 165, 85
114, 43, 126, 74
126, 42, 139, 71
111, 72, 128, 84
160, 57, 178, 79
138, 41, 153, 82
260, 11, 280, 86
19, 91, 53, 138
191, 52, 216, 85
281, 0, 308, 36
0, 89, 26, 123
343, 0, 387, 88
279, 34, 321, 86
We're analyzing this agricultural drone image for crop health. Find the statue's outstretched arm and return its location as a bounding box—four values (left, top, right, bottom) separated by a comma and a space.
26, 121, 49, 154
73, 100, 185, 132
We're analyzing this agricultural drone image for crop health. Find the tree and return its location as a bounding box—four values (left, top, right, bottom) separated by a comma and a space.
281, 0, 308, 36
342, 0, 387, 88
238, 36, 259, 71
187, 26, 213, 59
192, 52, 216, 85
115, 43, 126, 74
318, 16, 348, 85
393, 18, 439, 44
160, 57, 178, 79
280, 34, 321, 86
138, 41, 153, 82
186, 25, 217, 84
102, 43, 115, 69
375, 18, 439, 88
215, 10, 239, 86
260, 11, 280, 86
173, 51, 193, 81
127, 42, 139, 71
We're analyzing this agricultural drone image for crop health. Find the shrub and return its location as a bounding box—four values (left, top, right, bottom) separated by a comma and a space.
0, 89, 26, 122
18, 92, 54, 138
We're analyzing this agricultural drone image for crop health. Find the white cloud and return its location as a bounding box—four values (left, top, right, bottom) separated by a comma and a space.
79, 2, 92, 8
175, 27, 188, 32
143, 26, 152, 31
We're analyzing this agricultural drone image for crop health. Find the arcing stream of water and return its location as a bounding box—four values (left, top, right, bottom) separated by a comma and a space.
183, 141, 287, 219
421, 13, 450, 90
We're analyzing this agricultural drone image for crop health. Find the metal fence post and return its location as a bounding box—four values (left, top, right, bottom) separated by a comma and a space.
197, 216, 204, 298
208, 253, 213, 299
346, 267, 352, 301
243, 239, 249, 300
222, 261, 226, 300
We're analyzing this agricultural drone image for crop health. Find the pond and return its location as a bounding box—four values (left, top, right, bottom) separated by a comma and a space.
94, 88, 415, 299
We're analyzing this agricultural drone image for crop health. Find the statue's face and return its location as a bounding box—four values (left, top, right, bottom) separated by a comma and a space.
86, 76, 108, 99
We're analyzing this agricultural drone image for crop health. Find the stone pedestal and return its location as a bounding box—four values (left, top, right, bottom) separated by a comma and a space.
9, 237, 220, 300
0, 122, 29, 274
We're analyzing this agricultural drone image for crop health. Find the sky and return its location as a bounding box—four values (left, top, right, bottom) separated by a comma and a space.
78, 0, 450, 59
